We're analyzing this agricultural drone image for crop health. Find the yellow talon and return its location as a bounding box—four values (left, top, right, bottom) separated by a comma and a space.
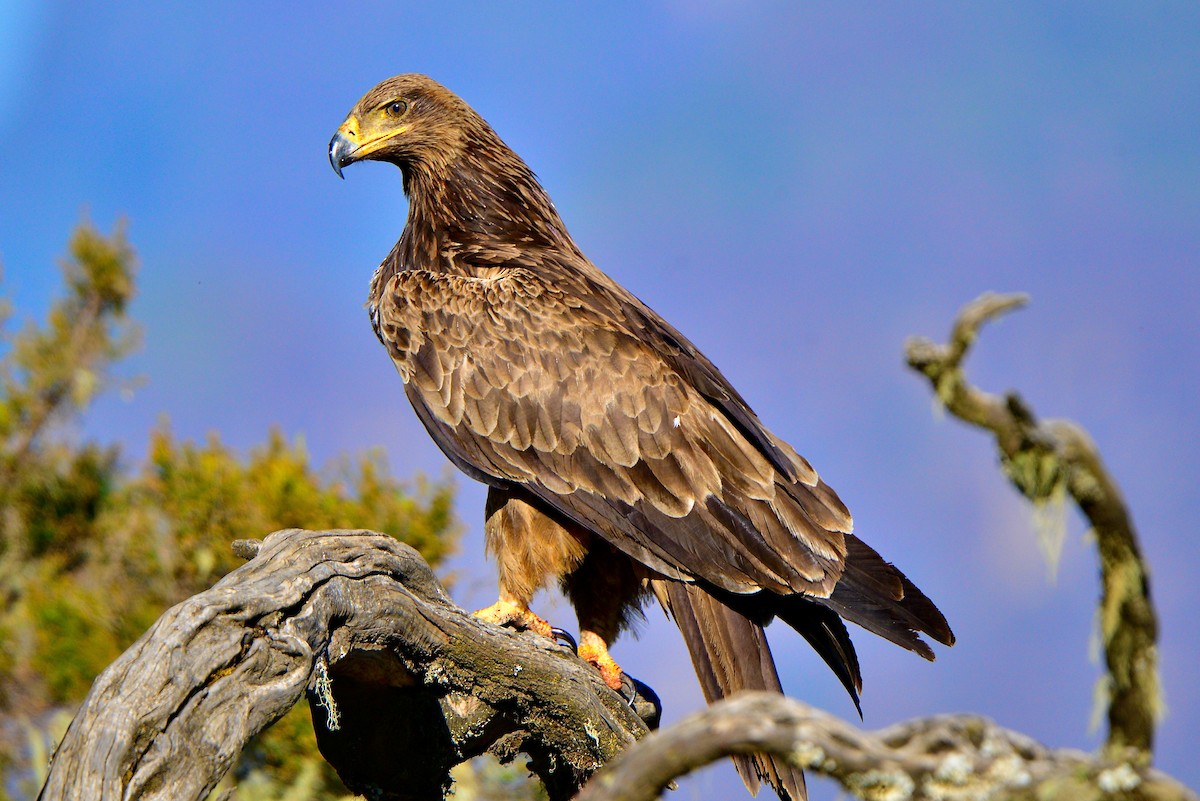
578, 631, 625, 691
473, 598, 553, 639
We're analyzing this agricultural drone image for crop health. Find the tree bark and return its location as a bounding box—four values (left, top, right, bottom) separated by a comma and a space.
37, 528, 652, 801
579, 693, 1196, 801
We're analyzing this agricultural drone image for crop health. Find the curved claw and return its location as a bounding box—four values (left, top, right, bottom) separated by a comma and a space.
549, 627, 578, 653
618, 673, 638, 704
619, 674, 663, 731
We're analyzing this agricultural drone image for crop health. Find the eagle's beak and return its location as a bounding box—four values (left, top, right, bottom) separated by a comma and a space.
329, 115, 367, 179
329, 130, 355, 179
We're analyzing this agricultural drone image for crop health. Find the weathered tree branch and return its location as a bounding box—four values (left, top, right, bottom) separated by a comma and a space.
578, 693, 1196, 801
37, 529, 653, 801
35, 517, 1190, 801
905, 292, 1161, 763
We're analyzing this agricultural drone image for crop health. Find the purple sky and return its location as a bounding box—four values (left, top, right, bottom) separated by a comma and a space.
2, 4, 1197, 797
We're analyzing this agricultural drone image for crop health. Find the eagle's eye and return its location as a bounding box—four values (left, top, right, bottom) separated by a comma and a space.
385, 100, 408, 118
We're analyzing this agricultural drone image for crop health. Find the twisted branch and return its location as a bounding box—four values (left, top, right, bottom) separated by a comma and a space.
37, 529, 652, 801
578, 693, 1195, 801
905, 292, 1160, 763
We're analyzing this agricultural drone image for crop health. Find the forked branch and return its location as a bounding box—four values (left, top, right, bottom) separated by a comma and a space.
905, 292, 1160, 763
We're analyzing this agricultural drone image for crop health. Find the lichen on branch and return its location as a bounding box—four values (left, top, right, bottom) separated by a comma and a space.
905, 292, 1160, 763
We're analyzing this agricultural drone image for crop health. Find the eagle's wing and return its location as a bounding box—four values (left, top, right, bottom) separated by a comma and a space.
377, 266, 851, 598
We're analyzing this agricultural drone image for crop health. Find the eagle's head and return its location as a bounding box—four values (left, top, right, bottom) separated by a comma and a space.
328, 74, 475, 179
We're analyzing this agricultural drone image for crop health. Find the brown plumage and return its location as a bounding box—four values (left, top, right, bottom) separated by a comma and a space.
329, 74, 954, 801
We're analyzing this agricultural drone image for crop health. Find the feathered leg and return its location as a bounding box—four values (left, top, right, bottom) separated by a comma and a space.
475, 487, 587, 638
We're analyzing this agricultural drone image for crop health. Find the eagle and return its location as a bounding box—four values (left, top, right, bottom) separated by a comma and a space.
329, 74, 953, 801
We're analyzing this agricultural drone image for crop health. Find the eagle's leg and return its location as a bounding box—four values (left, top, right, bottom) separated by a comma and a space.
564, 540, 649, 692
476, 487, 587, 640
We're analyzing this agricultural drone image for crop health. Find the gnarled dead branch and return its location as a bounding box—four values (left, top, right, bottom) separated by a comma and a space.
35, 525, 1192, 801
579, 693, 1196, 801
905, 292, 1160, 763
37, 528, 652, 801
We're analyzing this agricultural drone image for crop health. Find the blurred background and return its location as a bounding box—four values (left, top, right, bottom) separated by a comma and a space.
1, 3, 1197, 799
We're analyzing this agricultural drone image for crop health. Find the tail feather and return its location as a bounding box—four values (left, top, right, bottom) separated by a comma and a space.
661, 582, 807, 801
653, 534, 953, 801
813, 534, 954, 659
774, 598, 863, 717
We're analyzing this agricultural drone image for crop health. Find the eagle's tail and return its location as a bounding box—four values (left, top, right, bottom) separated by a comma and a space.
656, 533, 954, 801
769, 533, 953, 709
810, 534, 956, 660
660, 582, 808, 801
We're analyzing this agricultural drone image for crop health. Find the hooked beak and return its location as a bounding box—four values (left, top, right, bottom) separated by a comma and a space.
329, 130, 355, 179
329, 114, 402, 178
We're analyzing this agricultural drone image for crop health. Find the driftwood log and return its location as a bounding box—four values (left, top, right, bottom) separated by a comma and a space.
37, 528, 653, 801
37, 526, 1196, 801
34, 294, 1192, 801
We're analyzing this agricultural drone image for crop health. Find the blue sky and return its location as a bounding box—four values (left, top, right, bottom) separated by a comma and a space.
2, 3, 1197, 797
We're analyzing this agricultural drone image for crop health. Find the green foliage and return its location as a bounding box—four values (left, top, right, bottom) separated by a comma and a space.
0, 222, 137, 457
129, 425, 456, 597
448, 757, 548, 801
228, 705, 347, 801
0, 222, 464, 800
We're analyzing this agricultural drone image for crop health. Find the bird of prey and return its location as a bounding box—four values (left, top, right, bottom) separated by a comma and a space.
329, 74, 953, 801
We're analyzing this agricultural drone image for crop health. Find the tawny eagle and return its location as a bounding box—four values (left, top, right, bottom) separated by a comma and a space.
329, 74, 953, 801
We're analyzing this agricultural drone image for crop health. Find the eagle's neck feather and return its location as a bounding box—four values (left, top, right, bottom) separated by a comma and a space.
396, 126, 577, 280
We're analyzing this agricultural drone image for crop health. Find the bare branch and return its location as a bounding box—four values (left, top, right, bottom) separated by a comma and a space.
34, 525, 1190, 801
578, 693, 1196, 801
905, 292, 1160, 763
38, 529, 652, 801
